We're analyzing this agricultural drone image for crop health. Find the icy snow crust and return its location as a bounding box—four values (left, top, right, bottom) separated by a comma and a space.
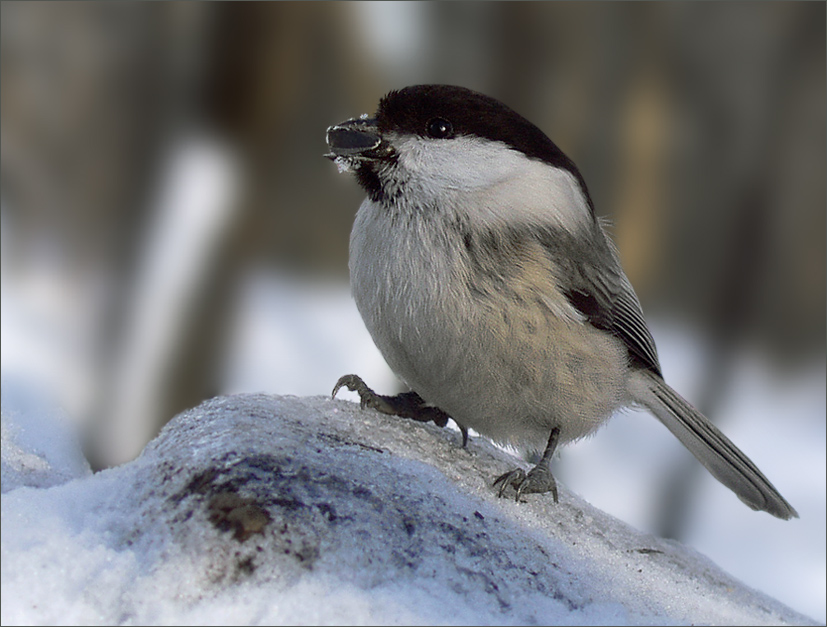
1, 393, 817, 625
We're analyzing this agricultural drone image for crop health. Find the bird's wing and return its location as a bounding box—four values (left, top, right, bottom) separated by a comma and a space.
539, 225, 663, 376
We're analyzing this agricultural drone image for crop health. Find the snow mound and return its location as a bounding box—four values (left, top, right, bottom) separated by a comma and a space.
1, 393, 817, 625
1, 373, 91, 492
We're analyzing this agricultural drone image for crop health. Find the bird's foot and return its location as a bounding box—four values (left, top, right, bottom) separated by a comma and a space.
332, 374, 465, 442
493, 463, 559, 503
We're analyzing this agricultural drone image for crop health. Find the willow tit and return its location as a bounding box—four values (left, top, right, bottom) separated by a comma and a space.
327, 84, 797, 520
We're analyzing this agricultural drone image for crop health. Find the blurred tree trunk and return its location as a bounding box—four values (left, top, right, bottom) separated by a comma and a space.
0, 3, 380, 468
94, 3, 380, 467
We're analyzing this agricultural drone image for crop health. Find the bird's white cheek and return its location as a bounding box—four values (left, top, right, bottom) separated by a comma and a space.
394, 135, 521, 193
390, 135, 592, 234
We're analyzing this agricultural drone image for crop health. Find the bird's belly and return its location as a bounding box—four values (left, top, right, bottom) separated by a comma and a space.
353, 250, 629, 452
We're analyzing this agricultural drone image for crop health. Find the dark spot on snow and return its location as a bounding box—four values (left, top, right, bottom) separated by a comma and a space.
271, 496, 304, 511
402, 516, 416, 536
316, 431, 386, 454
317, 502, 337, 522
236, 556, 256, 576
631, 548, 664, 555
178, 467, 223, 500
208, 490, 272, 542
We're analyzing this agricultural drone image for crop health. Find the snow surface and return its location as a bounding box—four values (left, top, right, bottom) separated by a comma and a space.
1, 391, 819, 625
1, 373, 91, 493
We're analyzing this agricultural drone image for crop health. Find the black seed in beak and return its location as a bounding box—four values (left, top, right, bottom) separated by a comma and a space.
325, 117, 381, 158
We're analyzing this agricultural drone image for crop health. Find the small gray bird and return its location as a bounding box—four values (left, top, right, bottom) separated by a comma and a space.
327, 84, 797, 520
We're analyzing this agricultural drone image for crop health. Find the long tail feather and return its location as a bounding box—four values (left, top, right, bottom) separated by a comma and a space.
629, 370, 798, 520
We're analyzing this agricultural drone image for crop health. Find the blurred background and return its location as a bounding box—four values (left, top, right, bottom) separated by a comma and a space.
1, 1, 824, 621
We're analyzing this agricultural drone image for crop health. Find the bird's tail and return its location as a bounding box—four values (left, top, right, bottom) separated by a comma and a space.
629, 369, 798, 520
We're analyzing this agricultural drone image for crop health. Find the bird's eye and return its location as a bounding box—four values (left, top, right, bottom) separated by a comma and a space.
426, 117, 453, 139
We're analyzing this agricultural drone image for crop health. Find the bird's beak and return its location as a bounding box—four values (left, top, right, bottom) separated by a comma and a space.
325, 116, 383, 160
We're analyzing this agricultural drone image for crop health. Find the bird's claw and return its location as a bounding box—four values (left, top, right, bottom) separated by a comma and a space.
332, 373, 368, 403
332, 374, 397, 414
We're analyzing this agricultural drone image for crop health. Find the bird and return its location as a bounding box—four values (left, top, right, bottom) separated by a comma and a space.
326, 84, 797, 520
